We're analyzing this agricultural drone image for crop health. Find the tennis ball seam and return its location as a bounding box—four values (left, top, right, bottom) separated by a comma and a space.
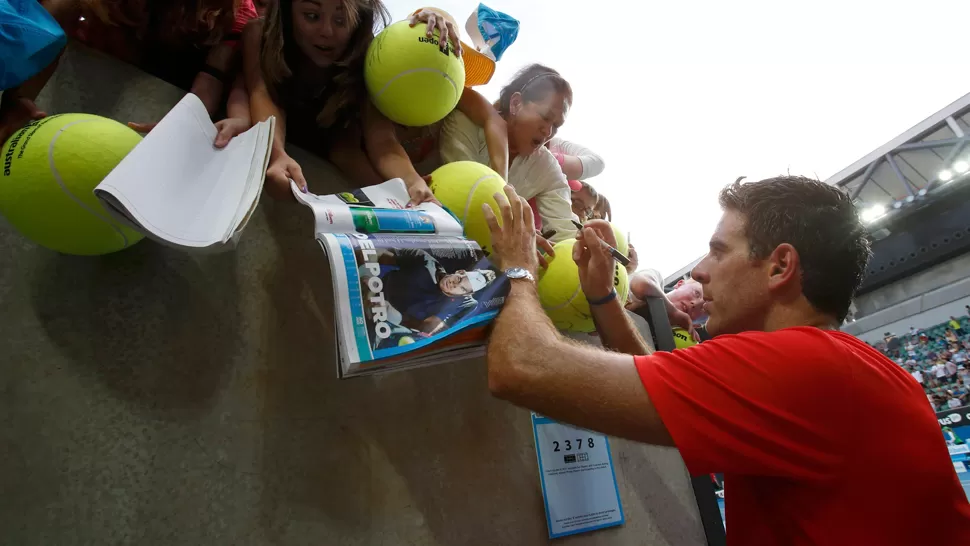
542, 283, 584, 312
460, 173, 500, 224
371, 67, 460, 104
47, 119, 132, 249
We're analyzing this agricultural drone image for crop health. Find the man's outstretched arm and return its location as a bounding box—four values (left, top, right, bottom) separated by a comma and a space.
487, 278, 671, 446
482, 184, 672, 446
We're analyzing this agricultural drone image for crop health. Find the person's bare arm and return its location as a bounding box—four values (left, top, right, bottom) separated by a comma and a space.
456, 88, 508, 180
362, 102, 436, 205
575, 223, 651, 355
482, 185, 672, 445
589, 295, 652, 355
487, 282, 672, 446
241, 19, 306, 195
242, 20, 285, 154
191, 43, 235, 116
212, 73, 252, 148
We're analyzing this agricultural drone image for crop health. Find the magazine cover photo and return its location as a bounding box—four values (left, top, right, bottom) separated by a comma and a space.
331, 233, 510, 363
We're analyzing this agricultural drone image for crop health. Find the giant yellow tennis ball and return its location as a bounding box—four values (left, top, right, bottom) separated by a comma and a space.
365, 20, 465, 127
537, 238, 630, 332
0, 114, 144, 255
672, 327, 697, 349
429, 161, 505, 256
611, 224, 628, 258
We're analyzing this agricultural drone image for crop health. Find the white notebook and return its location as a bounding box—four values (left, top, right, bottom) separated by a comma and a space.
94, 93, 275, 251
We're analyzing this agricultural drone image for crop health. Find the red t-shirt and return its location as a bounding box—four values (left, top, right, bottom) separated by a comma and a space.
635, 327, 970, 545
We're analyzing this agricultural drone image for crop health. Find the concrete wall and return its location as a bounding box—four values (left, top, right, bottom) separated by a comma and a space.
849, 294, 970, 344
843, 251, 970, 341
0, 43, 707, 546
853, 251, 970, 318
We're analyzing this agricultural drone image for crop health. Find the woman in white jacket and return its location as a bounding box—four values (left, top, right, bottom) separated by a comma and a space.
438, 63, 577, 243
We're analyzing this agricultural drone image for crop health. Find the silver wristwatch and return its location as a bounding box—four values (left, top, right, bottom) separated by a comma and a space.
504, 267, 535, 282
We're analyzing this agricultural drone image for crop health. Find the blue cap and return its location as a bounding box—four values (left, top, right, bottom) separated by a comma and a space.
1, 0, 67, 90
461, 3, 518, 85
470, 3, 519, 62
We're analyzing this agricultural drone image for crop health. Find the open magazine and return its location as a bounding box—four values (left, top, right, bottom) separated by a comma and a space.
293, 179, 510, 378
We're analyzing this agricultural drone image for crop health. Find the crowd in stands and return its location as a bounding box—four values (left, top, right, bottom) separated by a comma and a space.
874, 308, 970, 412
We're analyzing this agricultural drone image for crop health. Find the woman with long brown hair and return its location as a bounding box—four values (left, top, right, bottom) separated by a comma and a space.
244, 0, 403, 200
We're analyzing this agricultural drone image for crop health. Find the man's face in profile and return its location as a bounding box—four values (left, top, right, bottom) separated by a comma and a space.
691, 210, 771, 336
439, 271, 475, 297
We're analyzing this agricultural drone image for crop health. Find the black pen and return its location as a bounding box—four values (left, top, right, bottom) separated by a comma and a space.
572, 220, 630, 267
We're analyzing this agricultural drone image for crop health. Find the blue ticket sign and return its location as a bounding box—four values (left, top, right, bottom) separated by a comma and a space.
531, 413, 625, 538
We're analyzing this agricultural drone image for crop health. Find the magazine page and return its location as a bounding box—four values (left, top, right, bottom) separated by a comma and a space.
320, 233, 509, 376
292, 179, 463, 237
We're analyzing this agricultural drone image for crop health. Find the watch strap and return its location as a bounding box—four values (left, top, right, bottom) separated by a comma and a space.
588, 289, 617, 306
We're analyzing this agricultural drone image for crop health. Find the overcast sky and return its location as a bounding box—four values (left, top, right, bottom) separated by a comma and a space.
384, 0, 970, 276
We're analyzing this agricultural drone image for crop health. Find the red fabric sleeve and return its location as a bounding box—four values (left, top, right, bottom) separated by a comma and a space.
635, 327, 852, 479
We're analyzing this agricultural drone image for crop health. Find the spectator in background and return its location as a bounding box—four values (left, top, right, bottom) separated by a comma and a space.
933, 360, 947, 385
945, 359, 959, 385
947, 395, 963, 409
591, 193, 612, 222
548, 137, 605, 181
568, 180, 598, 221
949, 316, 964, 336
911, 367, 924, 385
945, 328, 958, 343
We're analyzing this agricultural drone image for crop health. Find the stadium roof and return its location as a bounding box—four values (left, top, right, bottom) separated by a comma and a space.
665, 91, 970, 288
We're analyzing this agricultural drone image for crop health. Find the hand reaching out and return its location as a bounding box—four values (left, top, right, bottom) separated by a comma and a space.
213, 117, 250, 148
408, 8, 463, 56
406, 176, 440, 207
265, 151, 307, 201
127, 121, 157, 134
0, 97, 47, 143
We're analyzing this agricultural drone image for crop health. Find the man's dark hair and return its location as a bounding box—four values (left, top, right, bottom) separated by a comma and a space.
718, 175, 872, 323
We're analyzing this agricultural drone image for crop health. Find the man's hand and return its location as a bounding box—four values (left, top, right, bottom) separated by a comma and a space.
214, 117, 251, 148
482, 185, 546, 275
572, 219, 618, 301
0, 97, 47, 143
265, 151, 307, 200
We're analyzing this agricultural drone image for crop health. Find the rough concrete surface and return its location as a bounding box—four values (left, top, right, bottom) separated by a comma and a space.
0, 43, 706, 545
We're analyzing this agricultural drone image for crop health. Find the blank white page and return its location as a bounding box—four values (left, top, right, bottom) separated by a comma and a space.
95, 94, 262, 248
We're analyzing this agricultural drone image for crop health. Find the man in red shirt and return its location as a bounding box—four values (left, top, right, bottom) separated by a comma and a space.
482, 177, 970, 544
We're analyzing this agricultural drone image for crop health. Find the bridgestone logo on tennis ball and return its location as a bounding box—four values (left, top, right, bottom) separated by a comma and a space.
417, 36, 453, 56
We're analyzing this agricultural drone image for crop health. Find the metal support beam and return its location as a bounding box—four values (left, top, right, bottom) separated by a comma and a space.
946, 116, 965, 138
896, 136, 967, 151
850, 158, 881, 200
884, 154, 917, 196
941, 139, 967, 168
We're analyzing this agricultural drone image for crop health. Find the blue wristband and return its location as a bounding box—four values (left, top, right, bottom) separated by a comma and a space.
588, 289, 617, 306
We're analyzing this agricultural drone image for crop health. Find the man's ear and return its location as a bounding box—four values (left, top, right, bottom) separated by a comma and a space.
767, 243, 800, 291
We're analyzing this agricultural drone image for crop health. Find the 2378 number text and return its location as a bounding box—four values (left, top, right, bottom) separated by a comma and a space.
553, 438, 595, 452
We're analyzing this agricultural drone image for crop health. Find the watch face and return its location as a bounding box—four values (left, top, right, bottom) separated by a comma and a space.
506, 267, 532, 280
